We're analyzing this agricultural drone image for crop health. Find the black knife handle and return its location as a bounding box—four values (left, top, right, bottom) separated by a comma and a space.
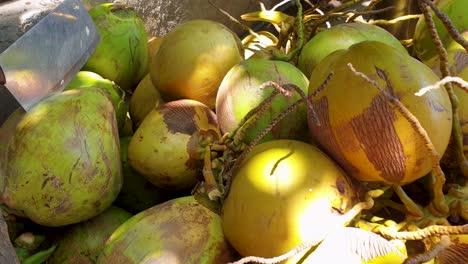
0, 84, 21, 126
0, 65, 5, 85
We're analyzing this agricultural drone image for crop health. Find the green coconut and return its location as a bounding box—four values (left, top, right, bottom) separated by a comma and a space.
2, 88, 122, 226
0, 108, 25, 193
413, 0, 468, 62
150, 19, 244, 109
298, 22, 408, 78
84, 3, 148, 91
47, 206, 132, 264
114, 137, 185, 213
97, 196, 236, 263
65, 71, 128, 132
215, 58, 309, 145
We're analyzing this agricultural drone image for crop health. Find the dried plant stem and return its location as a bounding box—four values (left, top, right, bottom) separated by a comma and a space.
364, 0, 385, 12
415, 76, 468, 96
347, 63, 449, 215
260, 81, 319, 125
378, 224, 467, 240
309, 72, 334, 98
445, 185, 468, 220
430, 168, 450, 216
210, 143, 228, 152
207, 0, 261, 39
307, 0, 364, 36
202, 145, 222, 200
421, 0, 468, 52
272, 0, 305, 61
380, 199, 409, 215
228, 241, 315, 264
347, 3, 393, 22
369, 14, 422, 26
403, 235, 451, 264
418, 0, 468, 179
340, 188, 381, 224
230, 90, 281, 146
312, 6, 395, 24
393, 185, 424, 218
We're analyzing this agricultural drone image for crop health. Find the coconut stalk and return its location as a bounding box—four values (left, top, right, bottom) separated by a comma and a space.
417, 0, 468, 179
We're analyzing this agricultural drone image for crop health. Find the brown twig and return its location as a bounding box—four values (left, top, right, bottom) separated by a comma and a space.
421, 0, 468, 53
202, 145, 222, 200
339, 188, 381, 224
418, 0, 468, 179
415, 76, 468, 96
309, 72, 334, 98
379, 224, 468, 240
271, 0, 305, 61
207, 0, 261, 39
308, 6, 396, 23
347, 5, 394, 22
393, 185, 424, 218
228, 241, 314, 264
362, 0, 385, 12
403, 235, 451, 264
369, 14, 422, 26
260, 81, 320, 125
307, 0, 365, 36
230, 90, 281, 147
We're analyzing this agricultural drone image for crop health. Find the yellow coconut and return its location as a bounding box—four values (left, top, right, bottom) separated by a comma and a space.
307, 41, 452, 185
150, 19, 244, 108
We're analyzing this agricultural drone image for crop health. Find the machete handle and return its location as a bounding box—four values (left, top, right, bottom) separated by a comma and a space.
0, 66, 21, 125
0, 65, 5, 85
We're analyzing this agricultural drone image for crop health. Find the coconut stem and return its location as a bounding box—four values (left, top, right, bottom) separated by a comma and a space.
418, 0, 468, 180
228, 240, 316, 264
272, 0, 305, 61
393, 185, 425, 218
229, 90, 281, 147
416, 76, 468, 96
307, 0, 365, 37
429, 169, 450, 216
347, 63, 449, 215
207, 0, 262, 40
403, 235, 451, 264
347, 0, 387, 22
444, 185, 468, 221
369, 14, 422, 26
421, 0, 468, 53
260, 81, 320, 125
202, 145, 222, 200
340, 188, 383, 224
380, 199, 409, 215
378, 223, 468, 240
